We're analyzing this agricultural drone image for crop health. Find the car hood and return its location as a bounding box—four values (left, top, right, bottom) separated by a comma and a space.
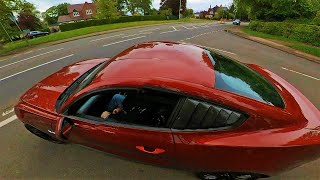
20, 58, 108, 113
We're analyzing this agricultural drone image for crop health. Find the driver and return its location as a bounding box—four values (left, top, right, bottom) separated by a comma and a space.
101, 94, 126, 119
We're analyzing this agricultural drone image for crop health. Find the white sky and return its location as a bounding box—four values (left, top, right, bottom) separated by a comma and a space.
26, 0, 233, 13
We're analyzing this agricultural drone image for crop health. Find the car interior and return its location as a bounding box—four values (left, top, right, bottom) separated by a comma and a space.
67, 89, 180, 128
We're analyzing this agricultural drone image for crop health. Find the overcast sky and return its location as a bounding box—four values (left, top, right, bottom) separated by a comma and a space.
27, 0, 233, 13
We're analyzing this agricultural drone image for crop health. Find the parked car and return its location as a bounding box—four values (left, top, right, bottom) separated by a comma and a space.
26, 31, 49, 39
233, 19, 241, 25
15, 42, 320, 180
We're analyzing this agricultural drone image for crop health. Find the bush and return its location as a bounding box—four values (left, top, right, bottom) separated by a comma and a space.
249, 21, 320, 47
60, 15, 168, 32
38, 28, 51, 33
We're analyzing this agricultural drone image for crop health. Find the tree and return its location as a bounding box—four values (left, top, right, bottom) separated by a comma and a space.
43, 3, 69, 25
160, 0, 186, 17
125, 0, 152, 15
116, 0, 127, 15
94, 0, 118, 19
234, 0, 315, 21
0, 0, 26, 42
17, 2, 41, 30
137, 0, 153, 15
183, 8, 194, 17
159, 8, 172, 16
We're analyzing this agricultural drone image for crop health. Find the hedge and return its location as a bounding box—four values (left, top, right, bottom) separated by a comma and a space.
60, 15, 176, 32
249, 21, 320, 47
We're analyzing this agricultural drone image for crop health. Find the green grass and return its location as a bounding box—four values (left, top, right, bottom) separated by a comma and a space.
0, 18, 212, 56
243, 27, 320, 58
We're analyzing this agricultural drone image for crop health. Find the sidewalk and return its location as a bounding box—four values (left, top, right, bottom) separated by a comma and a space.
225, 26, 320, 64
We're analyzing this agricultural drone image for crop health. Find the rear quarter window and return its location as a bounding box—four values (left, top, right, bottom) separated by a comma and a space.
210, 52, 285, 108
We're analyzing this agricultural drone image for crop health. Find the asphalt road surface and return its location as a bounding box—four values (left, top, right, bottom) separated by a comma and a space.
0, 22, 319, 179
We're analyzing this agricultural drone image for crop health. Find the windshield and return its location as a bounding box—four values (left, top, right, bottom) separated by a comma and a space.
73, 62, 106, 94
209, 52, 285, 108
55, 61, 107, 111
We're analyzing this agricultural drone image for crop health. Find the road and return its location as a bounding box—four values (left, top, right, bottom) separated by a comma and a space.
0, 22, 319, 179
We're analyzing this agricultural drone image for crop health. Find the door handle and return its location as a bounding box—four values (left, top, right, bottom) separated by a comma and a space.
136, 146, 165, 155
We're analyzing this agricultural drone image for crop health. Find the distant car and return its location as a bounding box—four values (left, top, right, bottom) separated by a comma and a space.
233, 19, 241, 25
15, 42, 320, 180
26, 31, 49, 39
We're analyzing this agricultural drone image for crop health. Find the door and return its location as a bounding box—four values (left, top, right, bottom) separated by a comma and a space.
55, 116, 176, 167
55, 88, 181, 167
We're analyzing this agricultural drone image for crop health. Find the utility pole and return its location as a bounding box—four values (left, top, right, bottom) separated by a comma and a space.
179, 0, 182, 19
0, 19, 12, 42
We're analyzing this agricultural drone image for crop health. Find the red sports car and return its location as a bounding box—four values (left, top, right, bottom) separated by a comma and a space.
15, 42, 320, 180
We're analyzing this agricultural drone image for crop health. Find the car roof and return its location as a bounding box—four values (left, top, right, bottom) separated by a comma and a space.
84, 41, 215, 92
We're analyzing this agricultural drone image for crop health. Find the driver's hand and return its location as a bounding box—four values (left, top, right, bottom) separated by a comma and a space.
113, 107, 122, 114
101, 111, 111, 119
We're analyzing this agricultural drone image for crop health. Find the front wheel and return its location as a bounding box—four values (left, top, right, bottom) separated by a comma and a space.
197, 172, 267, 180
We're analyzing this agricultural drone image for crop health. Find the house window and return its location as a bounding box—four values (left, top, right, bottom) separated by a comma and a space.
73, 11, 80, 17
86, 9, 92, 15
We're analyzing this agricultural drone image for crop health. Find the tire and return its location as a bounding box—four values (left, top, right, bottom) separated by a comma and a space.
197, 172, 267, 180
24, 124, 65, 144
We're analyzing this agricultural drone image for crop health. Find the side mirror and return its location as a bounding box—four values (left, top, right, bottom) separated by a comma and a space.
55, 117, 74, 141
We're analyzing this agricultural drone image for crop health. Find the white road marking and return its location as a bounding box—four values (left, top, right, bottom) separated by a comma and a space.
103, 36, 146, 47
281, 67, 320, 80
37, 48, 45, 51
183, 30, 223, 41
0, 48, 64, 69
182, 25, 194, 29
0, 54, 74, 82
0, 115, 17, 128
139, 28, 160, 32
90, 34, 124, 42
122, 32, 152, 38
172, 26, 177, 31
198, 45, 236, 55
2, 108, 14, 117
160, 30, 179, 34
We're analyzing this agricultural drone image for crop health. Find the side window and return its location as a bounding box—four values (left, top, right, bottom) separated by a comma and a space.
66, 89, 180, 128
172, 98, 247, 130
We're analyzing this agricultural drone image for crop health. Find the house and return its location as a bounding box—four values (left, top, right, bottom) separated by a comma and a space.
58, 2, 96, 24
200, 5, 220, 19
194, 12, 200, 19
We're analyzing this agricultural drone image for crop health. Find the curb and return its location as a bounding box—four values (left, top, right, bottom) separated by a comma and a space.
224, 29, 320, 64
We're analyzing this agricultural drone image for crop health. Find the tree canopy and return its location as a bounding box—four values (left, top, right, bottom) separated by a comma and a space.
160, 0, 186, 17
43, 3, 69, 25
234, 0, 319, 21
94, 0, 118, 19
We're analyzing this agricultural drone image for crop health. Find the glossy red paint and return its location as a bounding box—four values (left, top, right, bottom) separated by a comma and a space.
15, 42, 320, 177
15, 58, 108, 133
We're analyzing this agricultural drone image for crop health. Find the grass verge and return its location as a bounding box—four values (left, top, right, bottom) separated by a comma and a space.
0, 18, 212, 56
242, 27, 320, 58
